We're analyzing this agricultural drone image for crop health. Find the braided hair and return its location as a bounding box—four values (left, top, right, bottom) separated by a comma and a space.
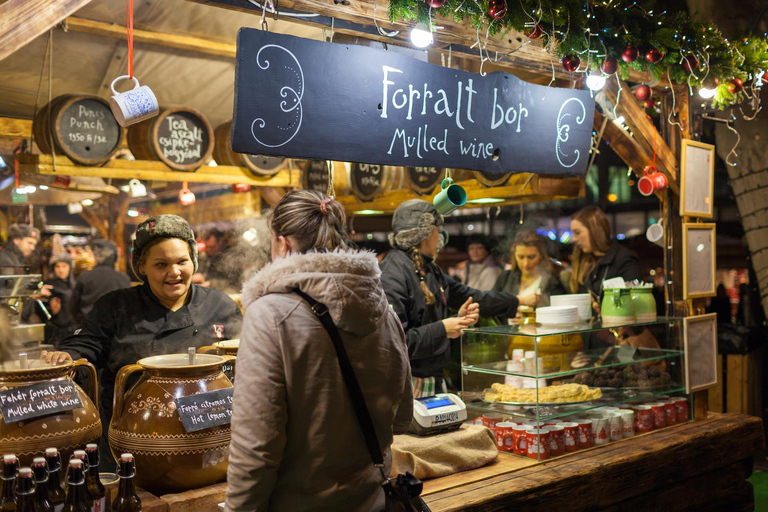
408, 246, 436, 306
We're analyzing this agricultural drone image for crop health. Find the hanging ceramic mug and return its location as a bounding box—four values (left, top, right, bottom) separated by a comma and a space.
433, 177, 467, 215
109, 75, 159, 127
637, 166, 668, 196
646, 220, 664, 247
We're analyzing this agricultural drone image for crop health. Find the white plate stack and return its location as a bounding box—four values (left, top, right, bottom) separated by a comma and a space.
535, 305, 579, 325
550, 294, 593, 322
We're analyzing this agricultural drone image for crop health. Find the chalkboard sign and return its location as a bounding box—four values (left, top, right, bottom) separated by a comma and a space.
233, 30, 595, 176
156, 111, 212, 168
350, 162, 383, 201
303, 160, 329, 193
221, 361, 235, 384
175, 387, 234, 433
406, 166, 443, 195
475, 171, 511, 187
0, 379, 83, 423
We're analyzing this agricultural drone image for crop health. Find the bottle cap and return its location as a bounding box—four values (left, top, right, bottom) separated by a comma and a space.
120, 454, 133, 462
18, 467, 32, 478
69, 459, 82, 468
44, 448, 58, 457
3, 455, 16, 463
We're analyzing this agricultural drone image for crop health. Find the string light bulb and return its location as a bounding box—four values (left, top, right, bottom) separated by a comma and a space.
699, 87, 717, 99
410, 22, 433, 48
586, 69, 607, 91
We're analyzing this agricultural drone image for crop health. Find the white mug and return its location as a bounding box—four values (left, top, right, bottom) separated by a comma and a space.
646, 221, 664, 247
109, 75, 159, 127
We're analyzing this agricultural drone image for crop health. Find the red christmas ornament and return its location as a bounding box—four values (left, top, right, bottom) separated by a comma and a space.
488, 0, 507, 19
621, 44, 639, 63
634, 84, 652, 101
644, 45, 664, 64
425, 0, 445, 8
763, 71, 768, 81
728, 78, 743, 93
682, 55, 699, 72
601, 56, 618, 75
524, 23, 543, 40
562, 54, 580, 73
643, 99, 656, 109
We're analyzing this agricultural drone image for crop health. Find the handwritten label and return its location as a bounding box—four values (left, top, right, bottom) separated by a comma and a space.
58, 99, 120, 160
406, 166, 443, 194
351, 162, 383, 201
156, 112, 211, 167
221, 362, 235, 384
233, 30, 594, 176
175, 388, 234, 433
0, 379, 83, 423
304, 160, 329, 192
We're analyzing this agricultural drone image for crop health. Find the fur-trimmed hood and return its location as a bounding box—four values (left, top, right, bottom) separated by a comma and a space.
241, 249, 387, 337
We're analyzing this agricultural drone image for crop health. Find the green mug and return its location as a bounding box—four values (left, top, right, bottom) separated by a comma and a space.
433, 178, 467, 215
601, 288, 635, 327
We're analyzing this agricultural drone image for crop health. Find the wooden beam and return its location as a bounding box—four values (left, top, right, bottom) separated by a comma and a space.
186, 0, 652, 84
64, 17, 237, 59
0, 117, 33, 139
149, 189, 262, 224
0, 0, 93, 62
16, 154, 301, 187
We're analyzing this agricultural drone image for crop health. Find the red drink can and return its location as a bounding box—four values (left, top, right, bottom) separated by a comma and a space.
674, 398, 690, 423
661, 400, 677, 425
634, 405, 653, 433
525, 429, 551, 460
561, 422, 579, 452
512, 424, 531, 455
649, 403, 666, 429
576, 420, 593, 448
544, 425, 565, 457
494, 422, 516, 452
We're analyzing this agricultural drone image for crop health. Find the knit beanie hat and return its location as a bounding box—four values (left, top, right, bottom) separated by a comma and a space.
388, 200, 444, 250
7, 224, 39, 241
132, 215, 198, 278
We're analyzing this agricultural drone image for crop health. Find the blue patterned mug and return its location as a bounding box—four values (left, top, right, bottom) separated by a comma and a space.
109, 75, 159, 127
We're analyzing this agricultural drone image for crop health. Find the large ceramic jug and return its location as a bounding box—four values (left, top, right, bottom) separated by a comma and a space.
108, 353, 234, 495
630, 288, 657, 323
601, 288, 635, 327
0, 360, 101, 468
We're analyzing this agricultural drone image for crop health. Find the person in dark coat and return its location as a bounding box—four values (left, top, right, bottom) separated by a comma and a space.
43, 215, 242, 469
70, 239, 131, 324
707, 284, 732, 323
0, 224, 39, 274
379, 200, 539, 396
40, 253, 77, 346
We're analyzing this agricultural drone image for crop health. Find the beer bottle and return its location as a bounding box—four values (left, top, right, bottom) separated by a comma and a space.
0, 454, 18, 512
44, 449, 65, 512
111, 455, 140, 512
83, 446, 105, 512
61, 460, 89, 512
70, 452, 93, 512
32, 458, 54, 512
12, 468, 34, 512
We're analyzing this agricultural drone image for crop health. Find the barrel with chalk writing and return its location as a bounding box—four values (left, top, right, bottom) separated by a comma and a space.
474, 171, 512, 187
127, 107, 214, 171
301, 160, 351, 196
213, 122, 288, 178
349, 163, 405, 202
33, 95, 123, 166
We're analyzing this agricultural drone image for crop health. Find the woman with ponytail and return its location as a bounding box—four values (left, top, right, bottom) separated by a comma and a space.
380, 199, 539, 397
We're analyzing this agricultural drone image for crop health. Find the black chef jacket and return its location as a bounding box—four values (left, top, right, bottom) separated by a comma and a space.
58, 281, 242, 425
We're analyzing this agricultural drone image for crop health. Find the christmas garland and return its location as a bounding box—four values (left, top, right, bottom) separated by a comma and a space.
388, 0, 768, 108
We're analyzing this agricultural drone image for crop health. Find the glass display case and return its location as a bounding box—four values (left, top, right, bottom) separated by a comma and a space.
461, 317, 690, 460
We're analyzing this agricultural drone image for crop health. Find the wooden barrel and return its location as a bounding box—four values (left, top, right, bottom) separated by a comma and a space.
213, 122, 288, 178
127, 107, 214, 171
405, 166, 444, 195
301, 160, 350, 196
33, 95, 123, 166
349, 163, 405, 201
474, 171, 512, 187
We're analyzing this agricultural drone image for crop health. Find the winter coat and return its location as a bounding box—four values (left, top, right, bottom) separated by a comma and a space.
493, 269, 566, 308
57, 282, 242, 427
226, 250, 412, 512
0, 242, 26, 274
578, 241, 643, 299
379, 249, 519, 379
42, 274, 76, 346
70, 264, 132, 323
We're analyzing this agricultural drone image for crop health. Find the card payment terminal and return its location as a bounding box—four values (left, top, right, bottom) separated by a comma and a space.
408, 393, 467, 436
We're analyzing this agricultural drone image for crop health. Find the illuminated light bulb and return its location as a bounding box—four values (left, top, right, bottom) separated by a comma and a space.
586, 71, 607, 91
699, 87, 716, 99
410, 23, 433, 48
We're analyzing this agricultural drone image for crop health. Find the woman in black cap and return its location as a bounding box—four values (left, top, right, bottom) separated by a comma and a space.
379, 199, 539, 396
42, 215, 242, 467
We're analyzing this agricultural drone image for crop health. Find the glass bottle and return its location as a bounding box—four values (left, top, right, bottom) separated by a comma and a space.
13, 468, 34, 512
61, 461, 89, 512
32, 458, 54, 512
0, 454, 18, 512
44, 449, 65, 512
84, 446, 105, 512
111, 455, 140, 512
70, 452, 93, 512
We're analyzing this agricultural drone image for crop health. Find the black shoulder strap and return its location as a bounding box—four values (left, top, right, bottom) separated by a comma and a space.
292, 289, 384, 467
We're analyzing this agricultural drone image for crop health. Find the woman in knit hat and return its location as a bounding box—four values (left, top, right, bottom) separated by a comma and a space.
40, 252, 77, 345
42, 214, 242, 469
379, 199, 540, 396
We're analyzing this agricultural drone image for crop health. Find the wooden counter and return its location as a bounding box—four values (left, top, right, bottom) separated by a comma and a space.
131, 413, 763, 512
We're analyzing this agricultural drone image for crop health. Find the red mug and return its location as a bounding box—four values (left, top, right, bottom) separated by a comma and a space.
661, 400, 678, 426
561, 422, 579, 452
494, 422, 517, 452
473, 413, 503, 429
576, 420, 593, 448
512, 425, 531, 455
638, 166, 668, 196
649, 403, 667, 429
525, 429, 551, 460
674, 398, 690, 423
544, 425, 565, 457
634, 405, 653, 433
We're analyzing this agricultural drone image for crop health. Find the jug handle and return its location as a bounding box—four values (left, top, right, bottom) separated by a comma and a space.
197, 345, 218, 354
111, 364, 144, 431
69, 360, 99, 408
